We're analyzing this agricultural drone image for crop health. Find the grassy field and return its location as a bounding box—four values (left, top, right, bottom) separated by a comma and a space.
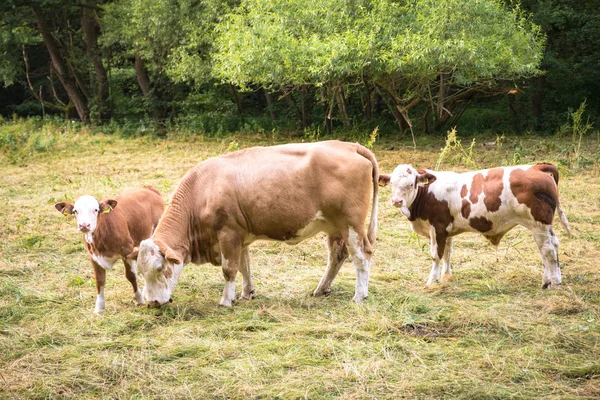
1, 126, 599, 399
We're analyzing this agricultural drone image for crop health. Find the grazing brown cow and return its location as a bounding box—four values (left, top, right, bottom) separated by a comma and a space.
379, 163, 571, 288
134, 140, 379, 307
55, 187, 165, 313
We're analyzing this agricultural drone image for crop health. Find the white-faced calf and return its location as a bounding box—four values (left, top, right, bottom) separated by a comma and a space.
379, 163, 570, 288
55, 186, 165, 313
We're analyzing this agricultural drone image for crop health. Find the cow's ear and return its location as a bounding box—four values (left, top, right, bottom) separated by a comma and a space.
99, 199, 118, 213
55, 202, 74, 215
165, 248, 183, 266
126, 247, 139, 261
378, 174, 391, 187
417, 172, 437, 186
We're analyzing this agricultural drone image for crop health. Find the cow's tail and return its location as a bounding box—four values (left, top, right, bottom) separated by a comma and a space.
535, 163, 572, 237
356, 144, 379, 246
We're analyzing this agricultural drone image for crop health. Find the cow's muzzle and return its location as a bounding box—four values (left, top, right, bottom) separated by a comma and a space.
147, 298, 173, 308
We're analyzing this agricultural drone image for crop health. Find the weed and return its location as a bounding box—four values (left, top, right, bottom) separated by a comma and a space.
557, 100, 594, 169
435, 127, 478, 170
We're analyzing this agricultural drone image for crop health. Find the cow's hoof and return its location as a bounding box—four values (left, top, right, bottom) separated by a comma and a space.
313, 287, 331, 297
219, 298, 234, 307
238, 291, 255, 301
542, 282, 561, 290
94, 307, 104, 314
352, 294, 368, 303
134, 291, 145, 306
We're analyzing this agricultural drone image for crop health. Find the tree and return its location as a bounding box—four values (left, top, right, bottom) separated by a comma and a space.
213, 0, 545, 133
520, 0, 600, 130
0, 0, 111, 123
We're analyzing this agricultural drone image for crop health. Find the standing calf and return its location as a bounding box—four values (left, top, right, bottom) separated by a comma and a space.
55, 186, 165, 313
379, 163, 571, 288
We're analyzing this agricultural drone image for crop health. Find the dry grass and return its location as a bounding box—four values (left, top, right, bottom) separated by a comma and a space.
1, 128, 600, 399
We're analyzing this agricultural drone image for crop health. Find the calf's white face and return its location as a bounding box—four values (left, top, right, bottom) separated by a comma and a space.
379, 164, 437, 218
54, 195, 117, 234
385, 165, 419, 217
72, 195, 101, 233
136, 238, 183, 307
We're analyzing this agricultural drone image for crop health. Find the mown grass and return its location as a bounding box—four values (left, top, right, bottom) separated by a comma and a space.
1, 125, 600, 399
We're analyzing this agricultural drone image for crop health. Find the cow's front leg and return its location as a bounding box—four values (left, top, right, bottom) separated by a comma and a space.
219, 233, 242, 307
426, 227, 447, 287
441, 237, 454, 282
532, 227, 561, 289
92, 260, 106, 313
123, 259, 144, 305
238, 247, 255, 301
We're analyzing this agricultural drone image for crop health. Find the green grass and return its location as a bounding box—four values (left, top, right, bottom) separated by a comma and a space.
1, 126, 600, 399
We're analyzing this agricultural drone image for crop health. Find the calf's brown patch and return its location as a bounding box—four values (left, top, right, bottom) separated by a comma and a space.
468, 169, 504, 212
469, 216, 493, 232
510, 167, 558, 225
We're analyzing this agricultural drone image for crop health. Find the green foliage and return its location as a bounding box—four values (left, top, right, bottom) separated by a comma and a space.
214, 0, 544, 129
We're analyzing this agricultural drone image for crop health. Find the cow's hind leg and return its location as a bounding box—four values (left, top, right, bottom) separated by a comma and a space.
219, 232, 243, 307
123, 259, 144, 305
92, 261, 106, 313
531, 226, 562, 289
238, 247, 255, 301
313, 234, 349, 297
347, 227, 372, 303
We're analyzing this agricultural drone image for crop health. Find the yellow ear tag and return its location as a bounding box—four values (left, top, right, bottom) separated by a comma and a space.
62, 210, 70, 216
103, 206, 112, 214
422, 179, 429, 185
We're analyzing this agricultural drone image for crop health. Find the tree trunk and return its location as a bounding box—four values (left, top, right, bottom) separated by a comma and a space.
134, 54, 163, 128
335, 87, 350, 127
81, 2, 111, 122
300, 87, 309, 129
533, 75, 545, 130
264, 90, 276, 121
363, 84, 373, 121
230, 84, 242, 115
32, 5, 90, 123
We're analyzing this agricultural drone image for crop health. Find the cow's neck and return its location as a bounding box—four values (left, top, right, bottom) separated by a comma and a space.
154, 210, 192, 263
408, 185, 429, 221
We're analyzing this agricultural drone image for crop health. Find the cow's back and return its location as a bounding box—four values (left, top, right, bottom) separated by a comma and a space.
113, 187, 165, 245
176, 141, 374, 242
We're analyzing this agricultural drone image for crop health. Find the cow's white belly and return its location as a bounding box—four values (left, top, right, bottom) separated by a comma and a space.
92, 253, 120, 270
244, 211, 334, 246
410, 219, 431, 238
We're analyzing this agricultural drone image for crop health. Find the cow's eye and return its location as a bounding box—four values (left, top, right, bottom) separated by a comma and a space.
73, 210, 78, 215
94, 209, 99, 213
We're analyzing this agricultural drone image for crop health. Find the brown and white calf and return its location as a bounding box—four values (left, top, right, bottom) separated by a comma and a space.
379, 163, 571, 288
55, 186, 165, 313
134, 140, 379, 307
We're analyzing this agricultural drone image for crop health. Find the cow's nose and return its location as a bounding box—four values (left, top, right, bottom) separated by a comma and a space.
392, 198, 403, 207
147, 298, 173, 308
78, 223, 90, 232
147, 300, 162, 308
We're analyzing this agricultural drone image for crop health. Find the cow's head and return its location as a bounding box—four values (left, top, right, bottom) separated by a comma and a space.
55, 195, 117, 234
135, 238, 184, 307
378, 164, 436, 218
